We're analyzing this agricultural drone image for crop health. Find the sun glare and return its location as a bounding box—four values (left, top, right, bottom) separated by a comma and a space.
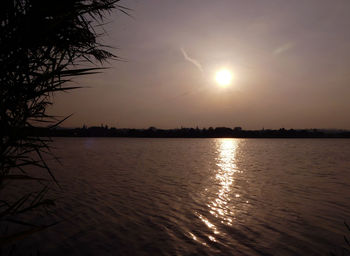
215, 69, 233, 87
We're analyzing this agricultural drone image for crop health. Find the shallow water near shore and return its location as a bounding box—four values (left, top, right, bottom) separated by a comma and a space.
16, 138, 350, 255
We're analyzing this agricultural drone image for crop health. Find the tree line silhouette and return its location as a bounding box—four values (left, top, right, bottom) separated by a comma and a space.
31, 125, 350, 138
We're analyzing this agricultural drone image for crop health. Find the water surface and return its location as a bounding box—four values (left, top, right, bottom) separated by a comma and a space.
19, 138, 350, 255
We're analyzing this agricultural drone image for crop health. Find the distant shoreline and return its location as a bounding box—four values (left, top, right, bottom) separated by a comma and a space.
29, 126, 350, 139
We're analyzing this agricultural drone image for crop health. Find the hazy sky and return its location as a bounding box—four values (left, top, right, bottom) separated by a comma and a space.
50, 0, 350, 129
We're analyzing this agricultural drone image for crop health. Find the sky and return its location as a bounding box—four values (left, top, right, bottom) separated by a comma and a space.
50, 0, 350, 129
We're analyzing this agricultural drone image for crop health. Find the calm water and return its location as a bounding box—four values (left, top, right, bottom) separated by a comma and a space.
16, 138, 350, 255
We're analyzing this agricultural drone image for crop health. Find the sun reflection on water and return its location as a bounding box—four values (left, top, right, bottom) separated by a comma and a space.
211, 139, 239, 225
195, 139, 240, 243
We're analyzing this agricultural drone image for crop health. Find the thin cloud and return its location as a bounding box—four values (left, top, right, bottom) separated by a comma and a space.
274, 42, 295, 55
180, 47, 203, 73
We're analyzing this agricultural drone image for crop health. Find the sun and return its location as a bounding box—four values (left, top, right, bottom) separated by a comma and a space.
215, 69, 233, 87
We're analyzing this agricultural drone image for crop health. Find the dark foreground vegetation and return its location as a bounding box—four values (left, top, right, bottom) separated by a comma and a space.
33, 126, 350, 138
0, 0, 125, 252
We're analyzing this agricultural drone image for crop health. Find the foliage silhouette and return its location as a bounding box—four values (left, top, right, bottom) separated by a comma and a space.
0, 0, 127, 251
38, 126, 350, 138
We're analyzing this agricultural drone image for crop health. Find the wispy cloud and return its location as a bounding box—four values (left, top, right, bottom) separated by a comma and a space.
273, 42, 295, 55
180, 47, 203, 73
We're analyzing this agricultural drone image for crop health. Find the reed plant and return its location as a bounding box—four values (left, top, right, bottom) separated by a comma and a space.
0, 0, 128, 251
